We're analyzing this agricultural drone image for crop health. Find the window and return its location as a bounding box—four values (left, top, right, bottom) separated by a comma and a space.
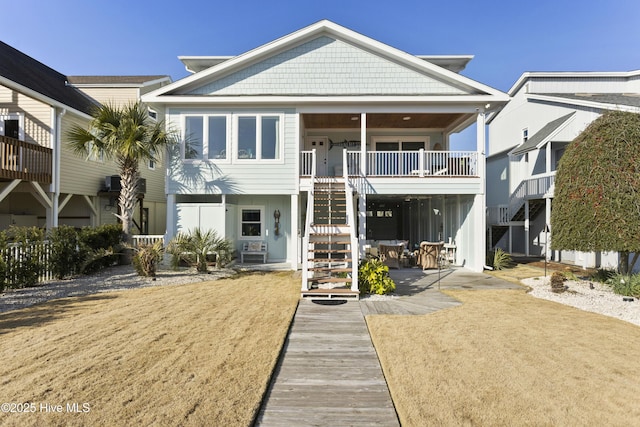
87, 141, 104, 162
522, 128, 529, 143
184, 116, 203, 159
148, 109, 158, 120
148, 149, 157, 170
236, 115, 281, 160
239, 207, 263, 239
0, 114, 23, 140
183, 115, 229, 160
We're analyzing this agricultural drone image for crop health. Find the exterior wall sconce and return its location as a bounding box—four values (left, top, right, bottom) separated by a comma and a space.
274, 209, 281, 236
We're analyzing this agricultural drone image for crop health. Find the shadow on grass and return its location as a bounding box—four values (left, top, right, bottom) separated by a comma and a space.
0, 294, 118, 335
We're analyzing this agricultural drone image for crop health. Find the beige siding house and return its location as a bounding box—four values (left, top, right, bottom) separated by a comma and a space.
0, 41, 170, 234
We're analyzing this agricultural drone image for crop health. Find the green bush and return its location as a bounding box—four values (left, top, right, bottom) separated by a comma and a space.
487, 248, 513, 270
358, 259, 396, 295
606, 273, 640, 298
590, 268, 617, 283
5, 226, 46, 288
132, 241, 164, 277
48, 225, 82, 279
78, 224, 123, 273
166, 228, 232, 272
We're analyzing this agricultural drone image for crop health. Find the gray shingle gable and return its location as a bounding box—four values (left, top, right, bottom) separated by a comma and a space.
510, 113, 575, 156
185, 36, 475, 97
539, 93, 640, 108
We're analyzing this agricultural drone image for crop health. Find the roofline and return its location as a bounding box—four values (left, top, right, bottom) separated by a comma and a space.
142, 94, 509, 106
508, 112, 575, 156
0, 75, 94, 119
526, 93, 640, 113
507, 70, 640, 96
68, 76, 171, 88
147, 20, 508, 100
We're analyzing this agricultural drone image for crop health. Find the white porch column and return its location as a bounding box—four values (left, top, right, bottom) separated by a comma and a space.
360, 113, 367, 176
476, 111, 487, 268
290, 194, 299, 271
546, 141, 552, 173
524, 200, 530, 256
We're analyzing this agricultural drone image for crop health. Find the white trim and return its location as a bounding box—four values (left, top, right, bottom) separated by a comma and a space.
238, 205, 265, 240
526, 93, 640, 113
144, 94, 508, 105
0, 112, 24, 140
181, 113, 232, 164
0, 76, 93, 120
507, 70, 640, 96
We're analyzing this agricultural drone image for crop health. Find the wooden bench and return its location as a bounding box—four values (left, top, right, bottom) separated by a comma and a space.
241, 241, 267, 263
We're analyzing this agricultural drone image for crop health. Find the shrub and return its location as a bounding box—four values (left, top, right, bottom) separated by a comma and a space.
78, 224, 123, 273
4, 226, 46, 288
166, 228, 232, 273
590, 268, 617, 283
358, 259, 396, 295
605, 273, 640, 298
132, 241, 164, 277
486, 248, 513, 270
550, 271, 566, 293
48, 225, 82, 279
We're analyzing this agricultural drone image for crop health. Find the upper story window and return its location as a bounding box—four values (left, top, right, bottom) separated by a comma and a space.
87, 141, 104, 162
236, 115, 281, 160
183, 115, 229, 161
148, 148, 157, 170
148, 109, 158, 121
0, 114, 23, 140
522, 128, 529, 143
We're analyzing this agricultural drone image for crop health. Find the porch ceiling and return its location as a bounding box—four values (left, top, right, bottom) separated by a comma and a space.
302, 113, 466, 129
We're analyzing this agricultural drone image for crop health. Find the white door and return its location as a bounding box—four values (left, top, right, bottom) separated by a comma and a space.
304, 137, 329, 176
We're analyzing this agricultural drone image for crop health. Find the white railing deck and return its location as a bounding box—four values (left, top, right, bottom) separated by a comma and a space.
300, 150, 478, 177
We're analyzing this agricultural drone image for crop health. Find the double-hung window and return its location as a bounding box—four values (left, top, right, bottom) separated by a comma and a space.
239, 206, 264, 238
183, 115, 229, 161
236, 114, 281, 160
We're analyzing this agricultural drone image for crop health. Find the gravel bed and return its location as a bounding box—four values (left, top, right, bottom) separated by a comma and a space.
522, 276, 640, 326
0, 265, 235, 313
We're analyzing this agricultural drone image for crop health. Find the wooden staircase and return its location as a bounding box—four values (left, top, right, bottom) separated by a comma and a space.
301, 178, 359, 299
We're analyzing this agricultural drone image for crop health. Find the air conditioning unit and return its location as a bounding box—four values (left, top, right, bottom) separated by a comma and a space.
104, 176, 146, 194
105, 175, 121, 192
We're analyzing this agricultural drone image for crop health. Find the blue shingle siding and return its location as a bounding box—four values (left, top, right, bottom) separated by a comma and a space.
189, 37, 469, 96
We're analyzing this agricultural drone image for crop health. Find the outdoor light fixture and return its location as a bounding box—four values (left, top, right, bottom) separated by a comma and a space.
402, 116, 411, 121
350, 116, 359, 121
274, 209, 281, 236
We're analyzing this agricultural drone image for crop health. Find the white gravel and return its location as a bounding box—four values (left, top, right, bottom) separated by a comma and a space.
0, 265, 235, 313
522, 276, 640, 327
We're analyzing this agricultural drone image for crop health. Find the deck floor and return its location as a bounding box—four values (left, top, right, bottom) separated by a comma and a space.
255, 299, 399, 426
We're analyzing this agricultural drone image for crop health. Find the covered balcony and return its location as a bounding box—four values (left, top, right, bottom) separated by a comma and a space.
0, 135, 52, 184
298, 112, 483, 181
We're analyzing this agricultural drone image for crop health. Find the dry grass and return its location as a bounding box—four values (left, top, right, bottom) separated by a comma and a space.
367, 289, 640, 426
0, 272, 299, 427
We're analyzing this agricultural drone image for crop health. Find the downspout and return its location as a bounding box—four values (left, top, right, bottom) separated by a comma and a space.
51, 107, 66, 228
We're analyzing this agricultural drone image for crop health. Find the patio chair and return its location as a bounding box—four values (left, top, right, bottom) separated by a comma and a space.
416, 241, 444, 269
379, 243, 402, 269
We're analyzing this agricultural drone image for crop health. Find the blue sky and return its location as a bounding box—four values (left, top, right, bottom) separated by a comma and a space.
3, 0, 640, 148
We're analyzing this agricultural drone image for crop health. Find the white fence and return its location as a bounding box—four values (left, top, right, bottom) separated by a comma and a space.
0, 235, 165, 287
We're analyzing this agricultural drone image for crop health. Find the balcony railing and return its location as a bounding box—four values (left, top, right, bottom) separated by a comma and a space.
300, 150, 478, 177
0, 135, 52, 183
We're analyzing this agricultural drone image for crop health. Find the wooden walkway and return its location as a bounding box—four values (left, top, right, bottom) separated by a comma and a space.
255, 299, 399, 426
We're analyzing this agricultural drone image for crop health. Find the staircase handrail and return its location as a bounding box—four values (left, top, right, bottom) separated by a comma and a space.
301, 149, 316, 291
509, 172, 556, 219
343, 149, 358, 291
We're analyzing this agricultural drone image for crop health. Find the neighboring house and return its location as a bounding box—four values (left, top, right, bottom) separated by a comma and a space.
143, 20, 509, 293
487, 70, 640, 270
0, 41, 169, 234
67, 75, 171, 234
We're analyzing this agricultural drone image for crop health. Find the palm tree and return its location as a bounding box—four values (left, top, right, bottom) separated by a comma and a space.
67, 102, 175, 253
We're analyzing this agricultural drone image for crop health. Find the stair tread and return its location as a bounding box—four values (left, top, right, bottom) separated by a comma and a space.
308, 267, 352, 272
308, 277, 353, 283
